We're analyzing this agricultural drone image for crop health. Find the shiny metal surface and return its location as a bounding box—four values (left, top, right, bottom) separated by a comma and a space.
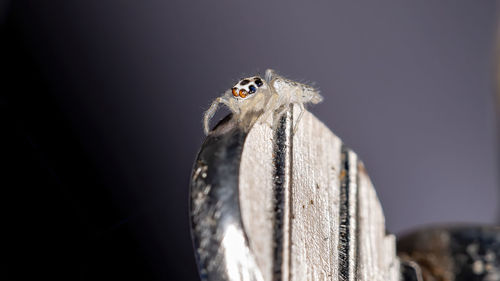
190, 114, 264, 281
190, 106, 399, 281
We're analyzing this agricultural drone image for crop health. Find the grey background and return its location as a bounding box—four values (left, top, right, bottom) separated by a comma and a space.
1, 1, 498, 280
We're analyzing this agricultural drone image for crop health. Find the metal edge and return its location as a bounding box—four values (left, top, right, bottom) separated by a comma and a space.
189, 115, 264, 281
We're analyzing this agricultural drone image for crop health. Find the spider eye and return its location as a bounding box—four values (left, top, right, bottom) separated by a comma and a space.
232, 88, 239, 97
255, 78, 263, 87
248, 85, 256, 93
240, 79, 250, 86
239, 89, 248, 98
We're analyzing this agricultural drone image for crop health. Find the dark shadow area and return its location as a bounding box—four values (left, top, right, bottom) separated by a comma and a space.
0, 2, 198, 280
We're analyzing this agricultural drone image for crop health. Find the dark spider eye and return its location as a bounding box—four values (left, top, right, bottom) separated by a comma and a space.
240, 79, 250, 86
255, 78, 263, 87
249, 85, 256, 93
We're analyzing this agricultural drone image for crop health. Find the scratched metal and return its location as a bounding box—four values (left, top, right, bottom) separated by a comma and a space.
190, 109, 399, 281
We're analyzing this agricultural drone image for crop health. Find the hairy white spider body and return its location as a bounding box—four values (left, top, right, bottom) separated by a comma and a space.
203, 69, 323, 135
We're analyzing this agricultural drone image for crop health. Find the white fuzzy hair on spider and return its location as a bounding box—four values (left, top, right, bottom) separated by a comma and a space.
203, 69, 323, 135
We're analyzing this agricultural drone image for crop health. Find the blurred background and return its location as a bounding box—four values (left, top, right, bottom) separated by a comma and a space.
0, 1, 498, 280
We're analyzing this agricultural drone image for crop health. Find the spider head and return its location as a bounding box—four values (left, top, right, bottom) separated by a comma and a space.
231, 76, 265, 99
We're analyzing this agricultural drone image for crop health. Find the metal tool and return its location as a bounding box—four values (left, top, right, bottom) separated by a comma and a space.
190, 107, 400, 281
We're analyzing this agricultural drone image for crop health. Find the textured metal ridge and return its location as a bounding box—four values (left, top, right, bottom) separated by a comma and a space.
338, 147, 351, 281
272, 114, 289, 281
190, 109, 398, 281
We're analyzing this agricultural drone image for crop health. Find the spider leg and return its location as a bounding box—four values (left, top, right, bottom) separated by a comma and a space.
203, 96, 232, 135
260, 92, 279, 127
293, 102, 305, 135
264, 69, 277, 83
274, 103, 290, 118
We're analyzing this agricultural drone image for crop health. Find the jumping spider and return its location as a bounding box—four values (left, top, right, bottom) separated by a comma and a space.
203, 69, 323, 135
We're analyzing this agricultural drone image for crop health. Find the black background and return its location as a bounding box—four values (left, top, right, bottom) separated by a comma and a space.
0, 1, 498, 280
